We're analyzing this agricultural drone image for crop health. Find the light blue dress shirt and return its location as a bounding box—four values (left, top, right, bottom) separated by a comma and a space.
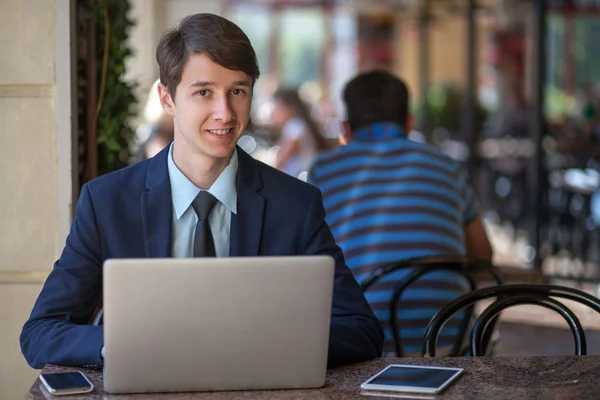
167, 143, 238, 257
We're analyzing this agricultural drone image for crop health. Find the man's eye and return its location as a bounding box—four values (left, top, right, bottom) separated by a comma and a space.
231, 88, 244, 95
196, 90, 208, 96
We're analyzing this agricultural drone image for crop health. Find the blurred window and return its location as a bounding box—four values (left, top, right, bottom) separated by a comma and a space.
279, 8, 326, 87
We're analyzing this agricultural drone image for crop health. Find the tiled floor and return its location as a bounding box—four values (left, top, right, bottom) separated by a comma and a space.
495, 321, 600, 356
468, 219, 600, 356
489, 298, 600, 329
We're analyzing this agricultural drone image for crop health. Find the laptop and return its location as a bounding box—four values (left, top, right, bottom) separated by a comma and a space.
102, 256, 335, 394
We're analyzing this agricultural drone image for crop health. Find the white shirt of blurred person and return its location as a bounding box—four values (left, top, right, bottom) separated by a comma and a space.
135, 79, 175, 159
271, 89, 329, 180
144, 113, 175, 158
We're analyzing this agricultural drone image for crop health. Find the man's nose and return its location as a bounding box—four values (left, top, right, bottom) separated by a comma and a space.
212, 96, 235, 123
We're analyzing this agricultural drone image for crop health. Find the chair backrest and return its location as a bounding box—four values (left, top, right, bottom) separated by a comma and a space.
360, 255, 504, 357
423, 284, 600, 357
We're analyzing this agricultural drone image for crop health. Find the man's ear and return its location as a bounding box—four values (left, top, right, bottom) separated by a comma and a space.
406, 114, 414, 133
340, 120, 352, 145
158, 83, 175, 116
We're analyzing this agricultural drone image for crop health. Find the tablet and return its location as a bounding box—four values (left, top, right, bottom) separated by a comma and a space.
360, 364, 464, 394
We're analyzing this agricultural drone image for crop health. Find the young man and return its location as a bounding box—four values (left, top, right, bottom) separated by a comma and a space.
309, 71, 493, 355
21, 13, 383, 369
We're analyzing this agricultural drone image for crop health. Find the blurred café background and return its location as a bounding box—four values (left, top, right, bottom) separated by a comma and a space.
3, 0, 600, 397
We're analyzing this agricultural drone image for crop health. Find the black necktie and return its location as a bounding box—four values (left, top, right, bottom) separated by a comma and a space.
192, 191, 218, 257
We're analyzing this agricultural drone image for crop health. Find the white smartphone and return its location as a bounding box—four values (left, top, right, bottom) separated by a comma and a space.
360, 364, 464, 394
39, 371, 94, 395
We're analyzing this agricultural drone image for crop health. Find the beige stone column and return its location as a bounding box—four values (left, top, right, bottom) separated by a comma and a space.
125, 0, 163, 129
0, 0, 75, 397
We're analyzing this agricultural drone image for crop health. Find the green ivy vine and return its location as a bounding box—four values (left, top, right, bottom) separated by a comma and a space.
78, 0, 137, 178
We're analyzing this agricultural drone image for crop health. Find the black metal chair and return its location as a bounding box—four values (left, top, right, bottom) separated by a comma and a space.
423, 284, 600, 357
360, 255, 505, 357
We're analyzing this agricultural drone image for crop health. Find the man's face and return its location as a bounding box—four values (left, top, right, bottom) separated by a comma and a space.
159, 53, 252, 163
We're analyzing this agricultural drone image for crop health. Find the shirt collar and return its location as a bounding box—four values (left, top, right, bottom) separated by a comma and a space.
167, 142, 238, 220
353, 122, 406, 141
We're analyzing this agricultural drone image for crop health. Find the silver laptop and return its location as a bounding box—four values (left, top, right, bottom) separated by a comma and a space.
102, 256, 335, 394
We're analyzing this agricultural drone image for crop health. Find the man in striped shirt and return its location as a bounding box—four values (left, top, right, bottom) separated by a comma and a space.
309, 71, 493, 355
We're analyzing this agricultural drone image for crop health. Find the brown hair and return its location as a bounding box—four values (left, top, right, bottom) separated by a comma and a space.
273, 89, 329, 152
156, 13, 260, 98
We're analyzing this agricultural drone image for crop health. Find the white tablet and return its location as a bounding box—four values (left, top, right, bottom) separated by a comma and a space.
360, 364, 464, 394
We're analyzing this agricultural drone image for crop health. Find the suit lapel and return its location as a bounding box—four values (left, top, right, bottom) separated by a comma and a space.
230, 147, 265, 257
141, 146, 173, 258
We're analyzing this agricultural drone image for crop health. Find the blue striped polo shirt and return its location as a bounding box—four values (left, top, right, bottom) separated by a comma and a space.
309, 122, 479, 354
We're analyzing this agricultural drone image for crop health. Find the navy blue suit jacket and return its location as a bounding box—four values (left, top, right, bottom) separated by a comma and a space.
21, 146, 384, 369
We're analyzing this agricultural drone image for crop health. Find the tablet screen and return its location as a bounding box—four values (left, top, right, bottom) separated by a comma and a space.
361, 364, 463, 393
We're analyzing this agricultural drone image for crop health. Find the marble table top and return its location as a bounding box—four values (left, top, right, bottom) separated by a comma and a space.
27, 355, 600, 399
